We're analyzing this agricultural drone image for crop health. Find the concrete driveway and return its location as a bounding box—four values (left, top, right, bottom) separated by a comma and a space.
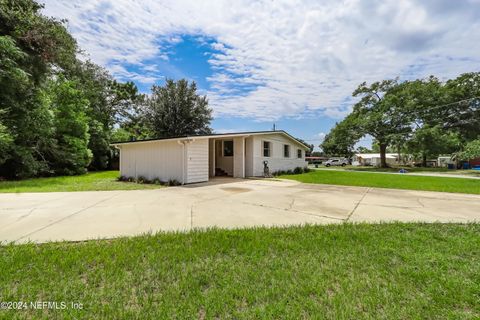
1, 178, 479, 243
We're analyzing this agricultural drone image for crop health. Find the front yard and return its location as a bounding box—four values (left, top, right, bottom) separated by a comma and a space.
0, 223, 478, 319
313, 165, 480, 177
0, 171, 162, 193
282, 169, 480, 194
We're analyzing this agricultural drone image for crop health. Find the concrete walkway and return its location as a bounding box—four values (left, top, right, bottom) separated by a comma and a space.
1, 178, 479, 243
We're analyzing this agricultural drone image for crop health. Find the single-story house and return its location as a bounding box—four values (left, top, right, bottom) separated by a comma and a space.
352, 153, 400, 166
111, 130, 309, 184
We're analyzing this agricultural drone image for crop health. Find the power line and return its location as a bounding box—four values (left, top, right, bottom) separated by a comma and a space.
410, 96, 480, 113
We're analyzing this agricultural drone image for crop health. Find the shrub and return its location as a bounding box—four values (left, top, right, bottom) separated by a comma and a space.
117, 175, 128, 182
303, 167, 311, 173
272, 170, 286, 176
136, 176, 148, 184
293, 167, 303, 174
152, 178, 164, 185
168, 179, 181, 186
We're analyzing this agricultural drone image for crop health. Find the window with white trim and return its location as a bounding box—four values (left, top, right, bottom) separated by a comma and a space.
263, 141, 271, 157
297, 149, 302, 158
284, 144, 290, 158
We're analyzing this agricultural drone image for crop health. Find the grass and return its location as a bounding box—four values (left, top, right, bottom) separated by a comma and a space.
0, 223, 478, 319
0, 171, 163, 193
315, 165, 480, 177
340, 165, 450, 172
282, 169, 480, 194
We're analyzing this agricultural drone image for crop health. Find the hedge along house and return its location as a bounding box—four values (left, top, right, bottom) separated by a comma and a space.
111, 130, 309, 184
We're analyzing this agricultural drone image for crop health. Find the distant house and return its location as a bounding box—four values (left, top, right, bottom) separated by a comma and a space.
111, 130, 309, 184
352, 153, 400, 166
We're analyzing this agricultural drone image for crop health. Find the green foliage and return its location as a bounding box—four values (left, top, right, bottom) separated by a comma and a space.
1, 88, 56, 178
459, 139, 480, 160
111, 127, 132, 142
48, 79, 92, 175
351, 79, 413, 167
0, 120, 13, 165
320, 113, 363, 157
272, 166, 308, 176
0, 0, 78, 80
323, 72, 480, 167
146, 79, 213, 137
406, 125, 461, 165
72, 61, 143, 170
0, 0, 142, 178
442, 73, 480, 141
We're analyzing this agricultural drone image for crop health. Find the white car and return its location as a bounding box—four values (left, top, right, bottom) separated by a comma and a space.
324, 158, 349, 167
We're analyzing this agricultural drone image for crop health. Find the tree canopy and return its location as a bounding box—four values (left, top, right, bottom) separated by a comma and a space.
459, 140, 480, 161
145, 79, 213, 138
0, 0, 215, 179
0, 0, 142, 178
321, 73, 480, 167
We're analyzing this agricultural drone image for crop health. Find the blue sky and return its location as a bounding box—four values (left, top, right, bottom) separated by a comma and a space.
128, 34, 341, 147
43, 0, 480, 149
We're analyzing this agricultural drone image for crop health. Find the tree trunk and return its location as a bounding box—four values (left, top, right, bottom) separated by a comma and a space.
422, 153, 427, 167
379, 143, 387, 168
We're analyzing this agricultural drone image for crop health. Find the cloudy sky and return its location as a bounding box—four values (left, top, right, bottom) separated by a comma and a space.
42, 0, 480, 147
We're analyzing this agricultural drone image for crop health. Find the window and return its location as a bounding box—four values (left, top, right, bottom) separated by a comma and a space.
297, 149, 302, 158
284, 144, 290, 158
263, 141, 271, 157
223, 140, 233, 156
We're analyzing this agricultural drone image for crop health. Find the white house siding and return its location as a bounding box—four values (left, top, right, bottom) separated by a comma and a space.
245, 137, 254, 177
233, 137, 245, 178
251, 134, 308, 176
119, 140, 184, 182
186, 139, 209, 183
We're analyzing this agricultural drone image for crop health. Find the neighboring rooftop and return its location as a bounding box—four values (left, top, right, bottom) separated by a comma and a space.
355, 153, 399, 159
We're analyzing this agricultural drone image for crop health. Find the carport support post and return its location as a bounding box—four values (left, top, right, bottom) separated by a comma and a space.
211, 139, 215, 177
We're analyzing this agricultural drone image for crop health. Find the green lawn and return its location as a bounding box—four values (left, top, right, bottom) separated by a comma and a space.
0, 224, 478, 319
341, 165, 450, 173
0, 171, 162, 193
314, 165, 480, 177
282, 170, 480, 194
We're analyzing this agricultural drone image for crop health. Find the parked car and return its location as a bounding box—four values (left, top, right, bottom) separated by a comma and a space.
324, 158, 349, 167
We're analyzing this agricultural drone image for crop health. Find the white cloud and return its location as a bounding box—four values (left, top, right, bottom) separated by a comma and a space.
317, 132, 327, 142
42, 0, 480, 120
